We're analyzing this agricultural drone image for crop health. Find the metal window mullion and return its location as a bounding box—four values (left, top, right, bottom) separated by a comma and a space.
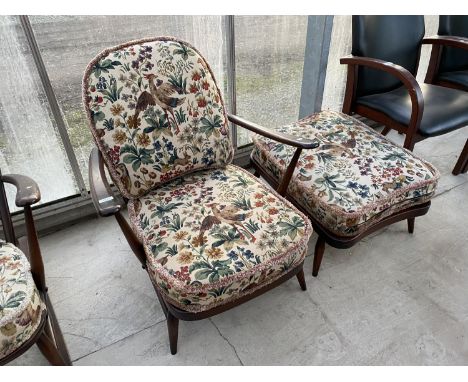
19, 15, 87, 195
224, 15, 238, 150
299, 15, 334, 117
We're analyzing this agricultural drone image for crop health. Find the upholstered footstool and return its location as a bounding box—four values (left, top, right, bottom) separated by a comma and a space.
251, 110, 440, 276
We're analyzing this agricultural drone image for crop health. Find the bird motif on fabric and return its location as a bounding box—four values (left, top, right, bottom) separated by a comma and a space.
198, 203, 256, 243
134, 73, 186, 134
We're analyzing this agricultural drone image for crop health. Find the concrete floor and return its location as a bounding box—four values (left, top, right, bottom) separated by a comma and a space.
9, 128, 468, 365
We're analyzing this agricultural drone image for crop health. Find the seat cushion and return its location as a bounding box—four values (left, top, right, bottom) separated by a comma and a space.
356, 83, 468, 137
0, 241, 46, 359
251, 111, 439, 237
128, 165, 312, 313
438, 70, 468, 89
83, 37, 234, 199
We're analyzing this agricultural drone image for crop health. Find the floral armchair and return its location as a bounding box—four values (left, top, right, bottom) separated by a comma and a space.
83, 37, 317, 354
0, 171, 71, 365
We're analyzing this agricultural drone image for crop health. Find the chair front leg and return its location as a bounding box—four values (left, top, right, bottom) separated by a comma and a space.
452, 139, 468, 175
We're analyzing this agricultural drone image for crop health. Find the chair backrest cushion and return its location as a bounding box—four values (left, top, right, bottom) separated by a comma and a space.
438, 15, 468, 73
352, 15, 425, 97
83, 37, 234, 199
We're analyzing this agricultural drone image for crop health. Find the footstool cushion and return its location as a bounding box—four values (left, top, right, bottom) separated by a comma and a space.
251, 110, 440, 237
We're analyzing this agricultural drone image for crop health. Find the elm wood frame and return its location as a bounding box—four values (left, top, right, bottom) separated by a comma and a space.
249, 156, 431, 276
88, 115, 317, 355
0, 173, 72, 366
424, 36, 468, 175
341, 36, 468, 175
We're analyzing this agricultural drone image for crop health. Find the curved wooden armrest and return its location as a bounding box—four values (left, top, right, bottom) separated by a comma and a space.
227, 114, 320, 150
423, 35, 468, 50
89, 147, 122, 217
1, 174, 41, 207
340, 55, 424, 148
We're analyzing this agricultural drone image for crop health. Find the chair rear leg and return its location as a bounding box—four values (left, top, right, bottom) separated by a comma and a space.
381, 127, 391, 136
37, 330, 68, 366
44, 295, 72, 365
167, 311, 179, 355
452, 139, 468, 175
312, 236, 326, 277
407, 217, 415, 234
296, 265, 307, 291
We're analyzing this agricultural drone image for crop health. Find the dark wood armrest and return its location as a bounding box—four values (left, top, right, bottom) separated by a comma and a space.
227, 114, 320, 149
340, 55, 424, 149
227, 114, 319, 197
89, 147, 122, 217
1, 174, 41, 207
423, 35, 468, 50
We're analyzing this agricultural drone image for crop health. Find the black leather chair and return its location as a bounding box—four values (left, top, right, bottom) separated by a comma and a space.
425, 15, 468, 175
340, 15, 468, 175
425, 15, 468, 91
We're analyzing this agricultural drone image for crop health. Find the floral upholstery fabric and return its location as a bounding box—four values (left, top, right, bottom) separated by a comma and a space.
251, 110, 440, 237
0, 241, 46, 359
128, 165, 312, 313
83, 37, 234, 199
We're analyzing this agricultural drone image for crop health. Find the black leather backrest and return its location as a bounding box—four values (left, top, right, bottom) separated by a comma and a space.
438, 15, 468, 73
352, 15, 425, 97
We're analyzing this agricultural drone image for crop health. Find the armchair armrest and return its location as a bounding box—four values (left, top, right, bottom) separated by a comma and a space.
1, 174, 41, 207
89, 147, 122, 217
227, 113, 319, 197
227, 114, 320, 150
423, 35, 468, 50
340, 55, 424, 149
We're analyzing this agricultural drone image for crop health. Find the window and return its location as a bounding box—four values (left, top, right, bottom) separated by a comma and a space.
0, 15, 318, 211
234, 16, 309, 147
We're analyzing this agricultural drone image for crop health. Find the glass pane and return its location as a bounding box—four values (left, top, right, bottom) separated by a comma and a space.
235, 16, 308, 147
322, 15, 440, 112
0, 16, 78, 210
29, 15, 226, 186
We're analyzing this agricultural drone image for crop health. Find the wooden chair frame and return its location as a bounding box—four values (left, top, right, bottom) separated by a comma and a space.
88, 114, 319, 355
424, 36, 468, 175
0, 172, 71, 366
340, 35, 468, 175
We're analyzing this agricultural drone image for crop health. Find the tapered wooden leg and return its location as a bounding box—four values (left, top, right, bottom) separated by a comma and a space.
312, 236, 326, 277
296, 267, 307, 291
381, 127, 391, 136
167, 311, 179, 355
44, 296, 72, 365
407, 217, 415, 234
452, 139, 468, 176
253, 169, 260, 178
37, 331, 67, 366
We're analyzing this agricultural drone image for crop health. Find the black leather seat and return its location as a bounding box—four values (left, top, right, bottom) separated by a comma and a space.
357, 83, 468, 137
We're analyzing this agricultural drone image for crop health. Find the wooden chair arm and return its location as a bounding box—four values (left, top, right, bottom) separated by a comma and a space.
228, 114, 320, 197
227, 114, 320, 150
89, 147, 122, 217
340, 55, 424, 149
423, 35, 468, 50
1, 174, 41, 207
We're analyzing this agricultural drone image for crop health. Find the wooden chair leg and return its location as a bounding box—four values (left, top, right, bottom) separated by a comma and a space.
167, 311, 179, 355
381, 127, 391, 136
296, 267, 307, 291
407, 217, 415, 234
312, 236, 326, 277
452, 139, 468, 176
44, 295, 72, 365
253, 169, 260, 178
37, 331, 68, 366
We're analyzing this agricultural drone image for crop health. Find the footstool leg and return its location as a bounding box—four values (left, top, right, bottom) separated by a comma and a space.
167, 311, 179, 355
312, 236, 326, 277
296, 266, 307, 291
407, 217, 415, 234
